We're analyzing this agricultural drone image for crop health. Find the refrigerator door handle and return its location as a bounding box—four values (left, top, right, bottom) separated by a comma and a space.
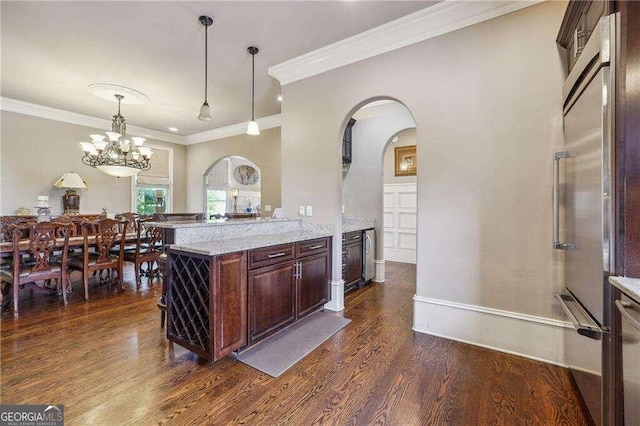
555, 293, 604, 339
553, 152, 578, 250
365, 234, 371, 255
616, 300, 640, 331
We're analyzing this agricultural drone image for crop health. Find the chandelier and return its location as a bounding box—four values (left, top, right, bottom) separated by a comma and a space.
80, 93, 153, 178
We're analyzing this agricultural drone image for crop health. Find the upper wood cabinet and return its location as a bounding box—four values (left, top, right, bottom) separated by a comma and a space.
557, 1, 608, 74
342, 118, 356, 165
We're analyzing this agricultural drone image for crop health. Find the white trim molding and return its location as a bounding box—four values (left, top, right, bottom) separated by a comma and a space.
1, 97, 282, 146
0, 97, 184, 145
325, 279, 345, 312
184, 114, 282, 145
413, 295, 573, 367
373, 259, 385, 283
269, 0, 542, 85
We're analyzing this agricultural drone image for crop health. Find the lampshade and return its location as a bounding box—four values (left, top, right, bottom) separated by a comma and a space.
54, 172, 88, 189
198, 102, 212, 121
246, 120, 260, 135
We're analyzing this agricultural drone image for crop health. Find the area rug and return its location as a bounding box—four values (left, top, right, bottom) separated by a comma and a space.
235, 310, 351, 377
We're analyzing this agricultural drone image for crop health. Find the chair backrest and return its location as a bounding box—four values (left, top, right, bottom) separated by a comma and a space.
152, 213, 205, 222
83, 218, 126, 263
12, 222, 72, 274
1, 216, 37, 242
115, 212, 140, 234
58, 213, 106, 236
137, 219, 163, 256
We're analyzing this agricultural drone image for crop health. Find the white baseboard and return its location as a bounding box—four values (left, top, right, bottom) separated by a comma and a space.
325, 280, 345, 312
384, 248, 416, 264
413, 296, 574, 368
373, 259, 385, 283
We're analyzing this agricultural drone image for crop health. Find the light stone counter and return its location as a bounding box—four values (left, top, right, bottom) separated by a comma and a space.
150, 217, 312, 245
170, 230, 333, 257
609, 276, 640, 303
342, 217, 375, 233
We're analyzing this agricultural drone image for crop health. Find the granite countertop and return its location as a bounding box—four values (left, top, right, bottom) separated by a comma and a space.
170, 230, 333, 256
342, 217, 375, 233
609, 276, 640, 302
150, 217, 300, 229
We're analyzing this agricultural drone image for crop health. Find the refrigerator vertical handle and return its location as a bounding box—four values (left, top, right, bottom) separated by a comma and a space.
365, 233, 371, 255
553, 152, 578, 250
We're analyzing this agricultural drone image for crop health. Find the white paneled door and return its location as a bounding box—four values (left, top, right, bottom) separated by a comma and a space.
383, 183, 417, 264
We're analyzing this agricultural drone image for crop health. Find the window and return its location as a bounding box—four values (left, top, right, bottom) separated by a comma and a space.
132, 145, 172, 214
206, 190, 227, 216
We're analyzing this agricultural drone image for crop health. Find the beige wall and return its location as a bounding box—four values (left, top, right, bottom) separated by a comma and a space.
0, 111, 187, 215
281, 2, 566, 319
186, 127, 281, 216
383, 128, 417, 185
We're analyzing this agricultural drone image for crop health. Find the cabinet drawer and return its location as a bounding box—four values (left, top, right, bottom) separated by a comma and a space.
248, 243, 294, 270
343, 231, 362, 245
296, 237, 330, 258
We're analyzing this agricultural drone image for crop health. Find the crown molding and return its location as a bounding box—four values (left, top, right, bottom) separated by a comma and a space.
1, 97, 283, 145
184, 114, 282, 145
1, 97, 185, 144
269, 0, 543, 85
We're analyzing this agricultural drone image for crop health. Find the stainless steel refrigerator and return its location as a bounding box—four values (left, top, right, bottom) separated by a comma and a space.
554, 14, 616, 425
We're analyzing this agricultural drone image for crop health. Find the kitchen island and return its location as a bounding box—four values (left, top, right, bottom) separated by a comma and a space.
160, 218, 333, 361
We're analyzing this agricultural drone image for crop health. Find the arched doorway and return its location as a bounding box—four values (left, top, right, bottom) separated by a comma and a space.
203, 156, 261, 219
338, 98, 417, 292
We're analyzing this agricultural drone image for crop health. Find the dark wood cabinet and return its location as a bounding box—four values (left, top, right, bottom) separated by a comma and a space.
342, 118, 356, 165
342, 231, 363, 292
297, 251, 330, 319
247, 237, 332, 345
168, 236, 331, 360
248, 261, 296, 344
557, 1, 608, 73
167, 250, 247, 361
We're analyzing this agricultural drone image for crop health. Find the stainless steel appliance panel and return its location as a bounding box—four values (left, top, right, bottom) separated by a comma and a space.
563, 65, 610, 326
618, 294, 640, 425
363, 229, 375, 282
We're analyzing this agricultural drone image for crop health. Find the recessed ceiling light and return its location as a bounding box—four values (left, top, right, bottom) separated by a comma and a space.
168, 127, 178, 132
277, 95, 283, 102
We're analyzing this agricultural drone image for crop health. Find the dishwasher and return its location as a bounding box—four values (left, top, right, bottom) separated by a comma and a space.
617, 294, 640, 425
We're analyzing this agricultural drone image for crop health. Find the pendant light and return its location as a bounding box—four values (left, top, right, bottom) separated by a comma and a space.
198, 15, 213, 121
246, 46, 260, 135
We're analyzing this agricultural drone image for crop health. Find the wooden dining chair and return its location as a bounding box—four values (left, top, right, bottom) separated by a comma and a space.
67, 218, 127, 300
122, 219, 163, 290
0, 221, 72, 317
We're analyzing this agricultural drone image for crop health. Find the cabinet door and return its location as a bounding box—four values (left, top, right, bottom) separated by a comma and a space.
345, 242, 363, 289
297, 252, 329, 319
212, 251, 247, 361
248, 261, 296, 344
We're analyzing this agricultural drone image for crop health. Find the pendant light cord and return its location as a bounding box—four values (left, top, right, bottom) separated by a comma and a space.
251, 52, 255, 121
204, 24, 208, 104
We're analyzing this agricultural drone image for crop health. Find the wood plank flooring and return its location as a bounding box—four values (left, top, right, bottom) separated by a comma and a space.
1, 262, 591, 425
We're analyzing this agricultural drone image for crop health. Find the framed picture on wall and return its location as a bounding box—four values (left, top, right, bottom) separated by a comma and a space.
394, 145, 417, 176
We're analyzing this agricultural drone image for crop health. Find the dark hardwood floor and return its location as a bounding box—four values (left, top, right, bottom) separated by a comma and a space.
1, 262, 591, 425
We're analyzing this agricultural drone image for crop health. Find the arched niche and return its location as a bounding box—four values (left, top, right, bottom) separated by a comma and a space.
203, 156, 261, 218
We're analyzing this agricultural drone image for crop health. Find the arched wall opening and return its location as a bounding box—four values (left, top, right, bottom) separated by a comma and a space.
202, 155, 261, 219
333, 96, 417, 305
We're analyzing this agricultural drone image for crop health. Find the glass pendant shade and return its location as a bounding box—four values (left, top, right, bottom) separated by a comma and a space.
96, 165, 141, 178
198, 102, 212, 121
246, 120, 260, 135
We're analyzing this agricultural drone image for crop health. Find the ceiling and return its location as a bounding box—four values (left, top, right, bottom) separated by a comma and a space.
1, 1, 433, 137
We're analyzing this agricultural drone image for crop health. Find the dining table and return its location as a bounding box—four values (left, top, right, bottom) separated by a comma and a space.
0, 233, 139, 256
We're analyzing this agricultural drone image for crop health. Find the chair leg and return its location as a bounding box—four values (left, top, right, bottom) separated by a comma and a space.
13, 281, 19, 317
135, 261, 142, 291
83, 272, 90, 301
160, 309, 166, 328
61, 276, 68, 305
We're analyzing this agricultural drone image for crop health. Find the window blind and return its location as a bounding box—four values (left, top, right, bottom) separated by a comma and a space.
137, 147, 170, 186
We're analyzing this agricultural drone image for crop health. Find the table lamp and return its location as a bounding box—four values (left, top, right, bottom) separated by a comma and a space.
54, 172, 88, 214
231, 188, 239, 213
